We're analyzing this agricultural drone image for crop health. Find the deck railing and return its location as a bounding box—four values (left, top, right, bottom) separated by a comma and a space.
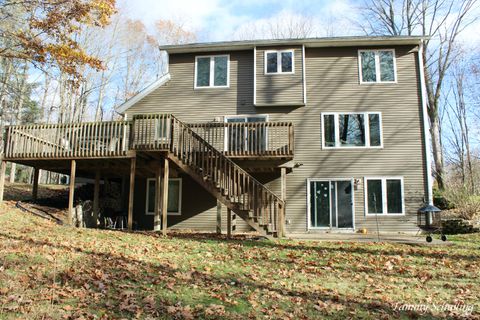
2, 115, 294, 160
4, 121, 131, 159
130, 114, 173, 151
189, 121, 294, 157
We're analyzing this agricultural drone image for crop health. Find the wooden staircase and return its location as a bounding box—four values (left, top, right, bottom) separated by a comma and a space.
166, 115, 285, 238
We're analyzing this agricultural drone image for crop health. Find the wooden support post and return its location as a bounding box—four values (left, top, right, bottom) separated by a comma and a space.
226, 209, 236, 238
93, 170, 100, 227
161, 158, 169, 236
68, 160, 76, 226
0, 161, 6, 203
279, 167, 287, 238
32, 167, 40, 201
154, 166, 162, 232
216, 200, 222, 234
9, 163, 16, 183
127, 157, 136, 230
121, 176, 126, 210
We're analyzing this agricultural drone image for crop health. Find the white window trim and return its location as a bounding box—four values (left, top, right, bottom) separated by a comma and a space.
223, 114, 269, 152
264, 50, 295, 75
253, 46, 257, 105
145, 177, 182, 216
321, 112, 383, 149
364, 176, 405, 216
306, 178, 356, 231
358, 49, 397, 84
194, 54, 230, 89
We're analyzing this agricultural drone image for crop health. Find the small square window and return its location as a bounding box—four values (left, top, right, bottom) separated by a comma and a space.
359, 50, 396, 83
265, 50, 294, 74
195, 55, 229, 88
365, 177, 404, 215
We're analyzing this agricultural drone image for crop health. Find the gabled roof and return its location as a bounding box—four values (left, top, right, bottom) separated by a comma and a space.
159, 36, 426, 54
116, 73, 171, 114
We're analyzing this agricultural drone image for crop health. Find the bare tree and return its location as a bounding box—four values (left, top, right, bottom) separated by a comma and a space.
359, 0, 479, 189
233, 11, 315, 40
149, 19, 197, 78
445, 46, 480, 193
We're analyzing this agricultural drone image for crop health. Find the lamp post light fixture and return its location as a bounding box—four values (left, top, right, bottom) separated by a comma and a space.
418, 204, 445, 242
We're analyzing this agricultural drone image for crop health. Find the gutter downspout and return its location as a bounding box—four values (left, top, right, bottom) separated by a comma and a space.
253, 46, 257, 105
418, 41, 433, 205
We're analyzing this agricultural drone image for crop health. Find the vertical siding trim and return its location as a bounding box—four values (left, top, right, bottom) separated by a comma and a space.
302, 44, 307, 105
418, 42, 433, 205
166, 51, 170, 74
253, 46, 257, 105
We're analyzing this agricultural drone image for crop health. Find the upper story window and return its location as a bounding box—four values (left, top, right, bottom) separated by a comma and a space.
358, 49, 396, 83
322, 112, 382, 149
265, 50, 294, 74
195, 55, 229, 88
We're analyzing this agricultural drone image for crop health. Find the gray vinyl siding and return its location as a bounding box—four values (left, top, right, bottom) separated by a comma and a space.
255, 46, 304, 106
133, 168, 252, 232
127, 50, 257, 232
261, 45, 426, 234
126, 45, 427, 235
126, 51, 256, 120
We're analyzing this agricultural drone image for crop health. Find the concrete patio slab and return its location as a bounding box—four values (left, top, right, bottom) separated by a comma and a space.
286, 233, 451, 245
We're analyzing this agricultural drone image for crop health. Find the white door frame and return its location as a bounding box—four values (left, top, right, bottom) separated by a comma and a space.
223, 114, 268, 152
306, 178, 356, 231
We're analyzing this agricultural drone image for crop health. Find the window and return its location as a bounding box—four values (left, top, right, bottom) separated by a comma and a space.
265, 50, 294, 74
365, 177, 404, 215
195, 55, 229, 88
359, 50, 396, 83
146, 178, 182, 215
322, 112, 382, 148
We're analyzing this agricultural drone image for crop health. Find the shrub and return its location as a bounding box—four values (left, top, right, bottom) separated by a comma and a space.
433, 188, 453, 210
442, 186, 480, 220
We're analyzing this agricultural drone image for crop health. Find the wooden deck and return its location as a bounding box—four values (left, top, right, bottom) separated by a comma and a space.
3, 114, 294, 161
0, 114, 290, 238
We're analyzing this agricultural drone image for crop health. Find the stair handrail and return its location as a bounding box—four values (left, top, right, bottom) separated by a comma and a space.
170, 115, 285, 205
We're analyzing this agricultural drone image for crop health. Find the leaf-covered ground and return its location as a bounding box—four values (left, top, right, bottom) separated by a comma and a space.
0, 202, 479, 319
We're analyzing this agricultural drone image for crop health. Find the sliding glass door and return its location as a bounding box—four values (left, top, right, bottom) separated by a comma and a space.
225, 116, 267, 153
309, 180, 354, 229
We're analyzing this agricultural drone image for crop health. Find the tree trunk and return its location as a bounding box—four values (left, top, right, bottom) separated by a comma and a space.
430, 116, 444, 189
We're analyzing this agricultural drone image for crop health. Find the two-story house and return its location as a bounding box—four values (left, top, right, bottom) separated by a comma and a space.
0, 36, 432, 238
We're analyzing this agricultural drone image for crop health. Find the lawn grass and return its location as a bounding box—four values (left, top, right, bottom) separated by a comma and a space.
0, 202, 479, 319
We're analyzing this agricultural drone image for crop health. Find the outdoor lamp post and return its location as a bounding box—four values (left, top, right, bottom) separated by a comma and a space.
418, 204, 441, 227
418, 204, 446, 242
